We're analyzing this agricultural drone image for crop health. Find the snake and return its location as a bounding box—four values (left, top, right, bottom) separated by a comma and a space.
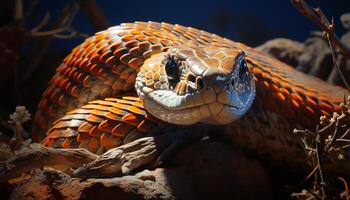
32, 21, 349, 173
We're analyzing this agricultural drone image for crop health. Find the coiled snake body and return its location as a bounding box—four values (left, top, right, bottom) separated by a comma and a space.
33, 21, 349, 173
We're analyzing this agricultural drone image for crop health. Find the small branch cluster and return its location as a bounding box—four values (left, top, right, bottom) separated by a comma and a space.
293, 96, 350, 199
28, 3, 88, 39
291, 0, 350, 89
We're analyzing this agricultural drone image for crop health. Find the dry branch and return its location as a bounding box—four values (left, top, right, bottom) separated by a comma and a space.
76, 0, 110, 31
0, 146, 98, 183
291, 0, 350, 59
291, 0, 350, 89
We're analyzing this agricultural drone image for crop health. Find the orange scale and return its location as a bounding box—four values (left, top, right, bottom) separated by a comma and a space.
98, 119, 118, 132
99, 133, 123, 150
76, 73, 85, 83
43, 86, 55, 97
86, 114, 104, 123
82, 104, 100, 109
74, 49, 84, 58
105, 56, 118, 67
70, 85, 79, 97
116, 99, 136, 105
151, 44, 162, 53
105, 112, 123, 121
128, 106, 146, 116
138, 41, 151, 50
42, 138, 51, 147
58, 94, 67, 106
124, 40, 139, 49
146, 36, 159, 44
64, 56, 74, 66
77, 133, 90, 142
279, 88, 290, 97
122, 113, 143, 126
320, 109, 331, 117
290, 99, 300, 109
258, 81, 270, 91
334, 105, 342, 113
110, 41, 122, 51
160, 39, 169, 46
96, 100, 115, 106
58, 79, 69, 89
121, 34, 134, 42
90, 53, 101, 64
120, 53, 133, 64
50, 75, 62, 85
87, 137, 100, 153
89, 63, 100, 74
303, 106, 315, 116
38, 98, 49, 110
100, 51, 113, 63
82, 76, 92, 87
128, 57, 144, 69
318, 102, 334, 113
112, 80, 126, 91
291, 93, 304, 105
90, 109, 108, 117
50, 90, 61, 103
131, 101, 143, 108
89, 126, 103, 137
85, 49, 97, 60
270, 83, 280, 93
78, 122, 95, 133
67, 108, 91, 115
62, 138, 75, 148
274, 92, 286, 102
96, 68, 105, 77
305, 98, 317, 108
109, 107, 128, 116
111, 122, 135, 137
113, 47, 128, 58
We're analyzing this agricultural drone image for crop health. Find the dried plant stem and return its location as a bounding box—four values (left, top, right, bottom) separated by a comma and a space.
291, 0, 350, 89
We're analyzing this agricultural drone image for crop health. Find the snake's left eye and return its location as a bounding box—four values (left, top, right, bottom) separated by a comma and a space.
165, 57, 180, 84
239, 60, 248, 78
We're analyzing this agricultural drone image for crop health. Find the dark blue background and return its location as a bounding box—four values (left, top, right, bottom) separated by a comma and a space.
28, 0, 349, 49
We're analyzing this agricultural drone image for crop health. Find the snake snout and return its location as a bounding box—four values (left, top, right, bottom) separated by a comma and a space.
202, 68, 229, 94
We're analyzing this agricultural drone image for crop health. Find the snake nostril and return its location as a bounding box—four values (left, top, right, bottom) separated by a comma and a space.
187, 74, 196, 84
231, 78, 235, 87
196, 77, 205, 90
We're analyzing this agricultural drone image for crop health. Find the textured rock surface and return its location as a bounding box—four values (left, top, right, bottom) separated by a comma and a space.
3, 141, 271, 200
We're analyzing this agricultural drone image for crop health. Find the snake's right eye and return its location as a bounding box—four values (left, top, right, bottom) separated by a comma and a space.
165, 58, 180, 84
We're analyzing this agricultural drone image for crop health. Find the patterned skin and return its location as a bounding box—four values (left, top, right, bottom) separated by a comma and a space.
34, 22, 349, 171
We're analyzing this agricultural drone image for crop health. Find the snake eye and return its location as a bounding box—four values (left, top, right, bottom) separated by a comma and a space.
165, 57, 180, 84
239, 61, 248, 78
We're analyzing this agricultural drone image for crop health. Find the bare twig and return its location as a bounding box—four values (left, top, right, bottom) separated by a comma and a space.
22, 3, 87, 83
13, 0, 23, 24
291, 0, 350, 89
291, 0, 350, 59
76, 0, 110, 31
293, 96, 350, 199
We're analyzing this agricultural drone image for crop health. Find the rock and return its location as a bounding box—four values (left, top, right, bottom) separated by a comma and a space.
256, 38, 305, 69
4, 140, 271, 200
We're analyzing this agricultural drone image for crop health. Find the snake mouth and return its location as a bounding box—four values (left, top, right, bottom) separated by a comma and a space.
140, 87, 256, 125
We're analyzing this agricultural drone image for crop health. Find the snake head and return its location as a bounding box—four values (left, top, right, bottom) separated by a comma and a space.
135, 46, 256, 125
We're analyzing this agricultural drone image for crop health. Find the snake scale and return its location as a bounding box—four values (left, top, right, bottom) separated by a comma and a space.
32, 21, 349, 173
